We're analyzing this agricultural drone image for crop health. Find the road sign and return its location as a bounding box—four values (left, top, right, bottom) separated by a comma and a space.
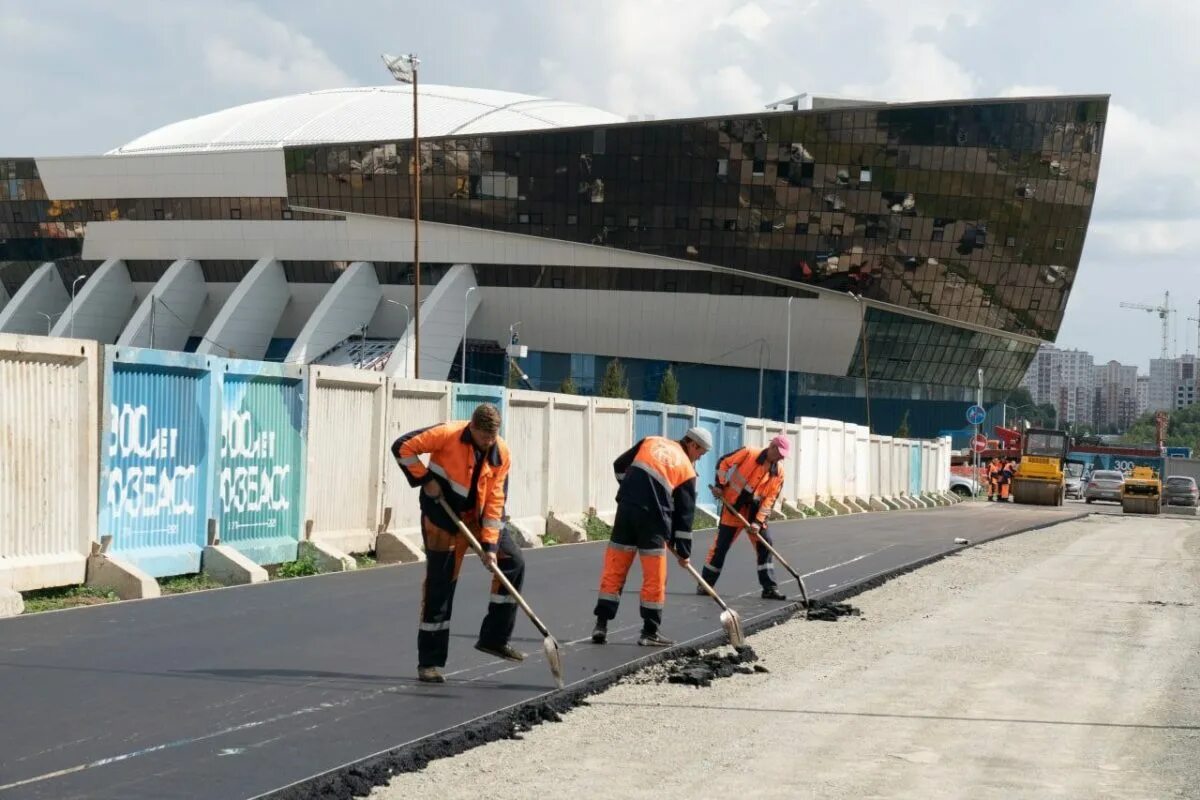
970, 433, 988, 453
966, 405, 986, 426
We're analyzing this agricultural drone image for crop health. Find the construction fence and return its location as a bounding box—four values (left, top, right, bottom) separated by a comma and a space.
1, 334, 954, 593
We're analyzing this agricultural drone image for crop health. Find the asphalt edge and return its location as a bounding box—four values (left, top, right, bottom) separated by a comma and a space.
258, 509, 1088, 800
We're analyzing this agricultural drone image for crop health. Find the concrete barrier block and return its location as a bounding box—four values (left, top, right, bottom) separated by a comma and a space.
202, 545, 268, 585
879, 496, 901, 510
895, 495, 914, 509
507, 517, 545, 548
376, 530, 425, 564
0, 588, 23, 618
814, 499, 839, 516
1163, 505, 1198, 516
848, 497, 871, 513
299, 540, 355, 572
828, 498, 852, 515
769, 507, 788, 522
780, 499, 805, 519
86, 546, 161, 600
546, 513, 587, 544
869, 497, 889, 512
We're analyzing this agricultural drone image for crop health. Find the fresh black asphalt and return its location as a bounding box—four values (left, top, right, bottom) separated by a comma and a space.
0, 503, 1084, 800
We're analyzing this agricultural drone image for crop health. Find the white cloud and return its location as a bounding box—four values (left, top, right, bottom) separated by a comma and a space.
997, 84, 1062, 98
714, 2, 772, 41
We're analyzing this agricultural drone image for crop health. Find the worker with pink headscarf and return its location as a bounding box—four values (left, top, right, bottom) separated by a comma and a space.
702, 435, 791, 600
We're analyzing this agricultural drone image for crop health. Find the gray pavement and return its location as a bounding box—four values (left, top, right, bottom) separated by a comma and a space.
0, 503, 1081, 799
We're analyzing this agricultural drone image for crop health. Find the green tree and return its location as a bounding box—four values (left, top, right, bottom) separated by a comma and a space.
656, 365, 679, 404
558, 373, 578, 395
894, 409, 910, 438
1122, 406, 1200, 450
598, 358, 630, 399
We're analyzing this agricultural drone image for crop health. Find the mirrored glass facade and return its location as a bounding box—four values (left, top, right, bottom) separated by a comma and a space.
283, 95, 1107, 348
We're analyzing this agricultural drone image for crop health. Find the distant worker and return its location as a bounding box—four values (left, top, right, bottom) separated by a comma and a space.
987, 457, 1002, 501
1000, 458, 1017, 502
392, 404, 525, 684
701, 435, 791, 600
591, 427, 712, 647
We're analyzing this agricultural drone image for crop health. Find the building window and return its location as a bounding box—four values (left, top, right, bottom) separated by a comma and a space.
230, 208, 242, 220
1006, 235, 1016, 247
930, 229, 944, 241
723, 219, 737, 231
93, 209, 103, 221
12, 211, 21, 222
860, 167, 872, 183
752, 159, 765, 176
282, 208, 293, 220
592, 129, 606, 155
627, 215, 640, 228
551, 277, 564, 288
1054, 237, 1065, 250
732, 284, 744, 295
530, 212, 543, 224
777, 161, 790, 179
664, 281, 677, 292
675, 216, 689, 229
795, 222, 809, 235
716, 159, 728, 176
153, 208, 165, 220
603, 215, 615, 227
518, 212, 530, 224
898, 228, 912, 240
759, 220, 773, 233
700, 218, 714, 230
566, 213, 577, 225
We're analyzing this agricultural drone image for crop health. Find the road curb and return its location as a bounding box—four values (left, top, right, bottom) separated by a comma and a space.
259, 509, 1088, 800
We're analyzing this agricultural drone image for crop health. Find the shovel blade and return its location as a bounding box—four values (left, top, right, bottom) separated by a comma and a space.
542, 636, 566, 689
720, 609, 746, 649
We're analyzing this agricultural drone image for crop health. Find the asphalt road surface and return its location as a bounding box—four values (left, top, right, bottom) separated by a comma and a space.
0, 503, 1082, 800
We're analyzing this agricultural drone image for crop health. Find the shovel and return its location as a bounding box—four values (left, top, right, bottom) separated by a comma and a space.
436, 497, 565, 689
673, 547, 746, 649
710, 486, 811, 614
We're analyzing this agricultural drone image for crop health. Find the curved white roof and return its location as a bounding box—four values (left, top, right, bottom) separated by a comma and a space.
109, 85, 625, 155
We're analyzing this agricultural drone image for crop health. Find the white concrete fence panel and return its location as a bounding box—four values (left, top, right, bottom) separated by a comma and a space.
548, 394, 590, 518
0, 335, 99, 592
827, 421, 847, 503
505, 390, 553, 534
798, 417, 819, 507
588, 398, 633, 522
304, 366, 387, 554
381, 378, 453, 534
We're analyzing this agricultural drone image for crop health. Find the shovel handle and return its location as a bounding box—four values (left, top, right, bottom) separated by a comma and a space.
435, 497, 552, 639
710, 485, 810, 604
676, 551, 733, 614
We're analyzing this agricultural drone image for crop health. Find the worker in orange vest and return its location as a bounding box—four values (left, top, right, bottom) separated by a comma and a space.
591, 427, 711, 647
392, 403, 524, 684
987, 457, 1002, 501
701, 435, 790, 600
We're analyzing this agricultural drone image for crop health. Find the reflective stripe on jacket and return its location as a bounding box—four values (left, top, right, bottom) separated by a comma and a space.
391, 421, 511, 551
715, 446, 784, 526
612, 436, 698, 558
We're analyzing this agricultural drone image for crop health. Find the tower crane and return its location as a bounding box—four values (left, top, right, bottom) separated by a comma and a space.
1188, 300, 1200, 357
1120, 291, 1174, 359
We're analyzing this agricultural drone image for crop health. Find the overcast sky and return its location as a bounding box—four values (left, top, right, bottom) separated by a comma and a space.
3, 0, 1194, 371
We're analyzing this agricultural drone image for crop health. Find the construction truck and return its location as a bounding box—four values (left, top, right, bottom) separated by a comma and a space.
1011, 428, 1069, 506
1121, 466, 1162, 515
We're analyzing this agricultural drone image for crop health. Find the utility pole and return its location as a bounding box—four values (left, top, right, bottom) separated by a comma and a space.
383, 52, 422, 378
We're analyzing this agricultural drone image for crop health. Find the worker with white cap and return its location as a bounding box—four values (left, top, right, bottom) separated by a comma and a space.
702, 434, 791, 600
591, 426, 712, 647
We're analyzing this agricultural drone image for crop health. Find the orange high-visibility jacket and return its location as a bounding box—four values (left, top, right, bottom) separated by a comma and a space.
613, 436, 698, 557
715, 446, 784, 526
392, 421, 511, 551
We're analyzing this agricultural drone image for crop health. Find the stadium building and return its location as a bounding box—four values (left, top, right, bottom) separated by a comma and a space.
0, 85, 1108, 435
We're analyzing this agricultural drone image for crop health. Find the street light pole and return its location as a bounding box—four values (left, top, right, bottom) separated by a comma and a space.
69, 274, 86, 338
383, 299, 410, 378
756, 339, 770, 418
462, 286, 477, 384
35, 312, 53, 336
784, 296, 793, 425
382, 52, 422, 378
975, 368, 985, 496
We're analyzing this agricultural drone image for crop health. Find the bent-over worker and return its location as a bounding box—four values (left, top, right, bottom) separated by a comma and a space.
591, 427, 712, 647
701, 435, 790, 600
392, 403, 525, 684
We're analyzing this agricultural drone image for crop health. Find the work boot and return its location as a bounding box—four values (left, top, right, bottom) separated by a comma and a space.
696, 585, 708, 596
761, 586, 787, 601
591, 618, 608, 644
417, 666, 445, 684
474, 641, 526, 662
638, 630, 675, 647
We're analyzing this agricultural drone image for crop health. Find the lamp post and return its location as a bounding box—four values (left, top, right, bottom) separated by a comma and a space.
850, 292, 873, 433
756, 338, 770, 418
382, 52, 422, 378
784, 296, 793, 425
35, 311, 54, 336
462, 286, 477, 384
69, 274, 87, 338
383, 299, 410, 378
975, 368, 985, 493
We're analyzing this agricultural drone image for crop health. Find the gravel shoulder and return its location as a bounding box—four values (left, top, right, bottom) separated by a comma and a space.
373, 514, 1200, 800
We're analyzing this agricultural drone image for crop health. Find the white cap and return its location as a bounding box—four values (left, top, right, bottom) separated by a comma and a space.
684, 426, 713, 451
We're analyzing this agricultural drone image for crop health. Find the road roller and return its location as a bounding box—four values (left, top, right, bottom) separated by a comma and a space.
1121, 466, 1162, 515
1011, 428, 1069, 506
